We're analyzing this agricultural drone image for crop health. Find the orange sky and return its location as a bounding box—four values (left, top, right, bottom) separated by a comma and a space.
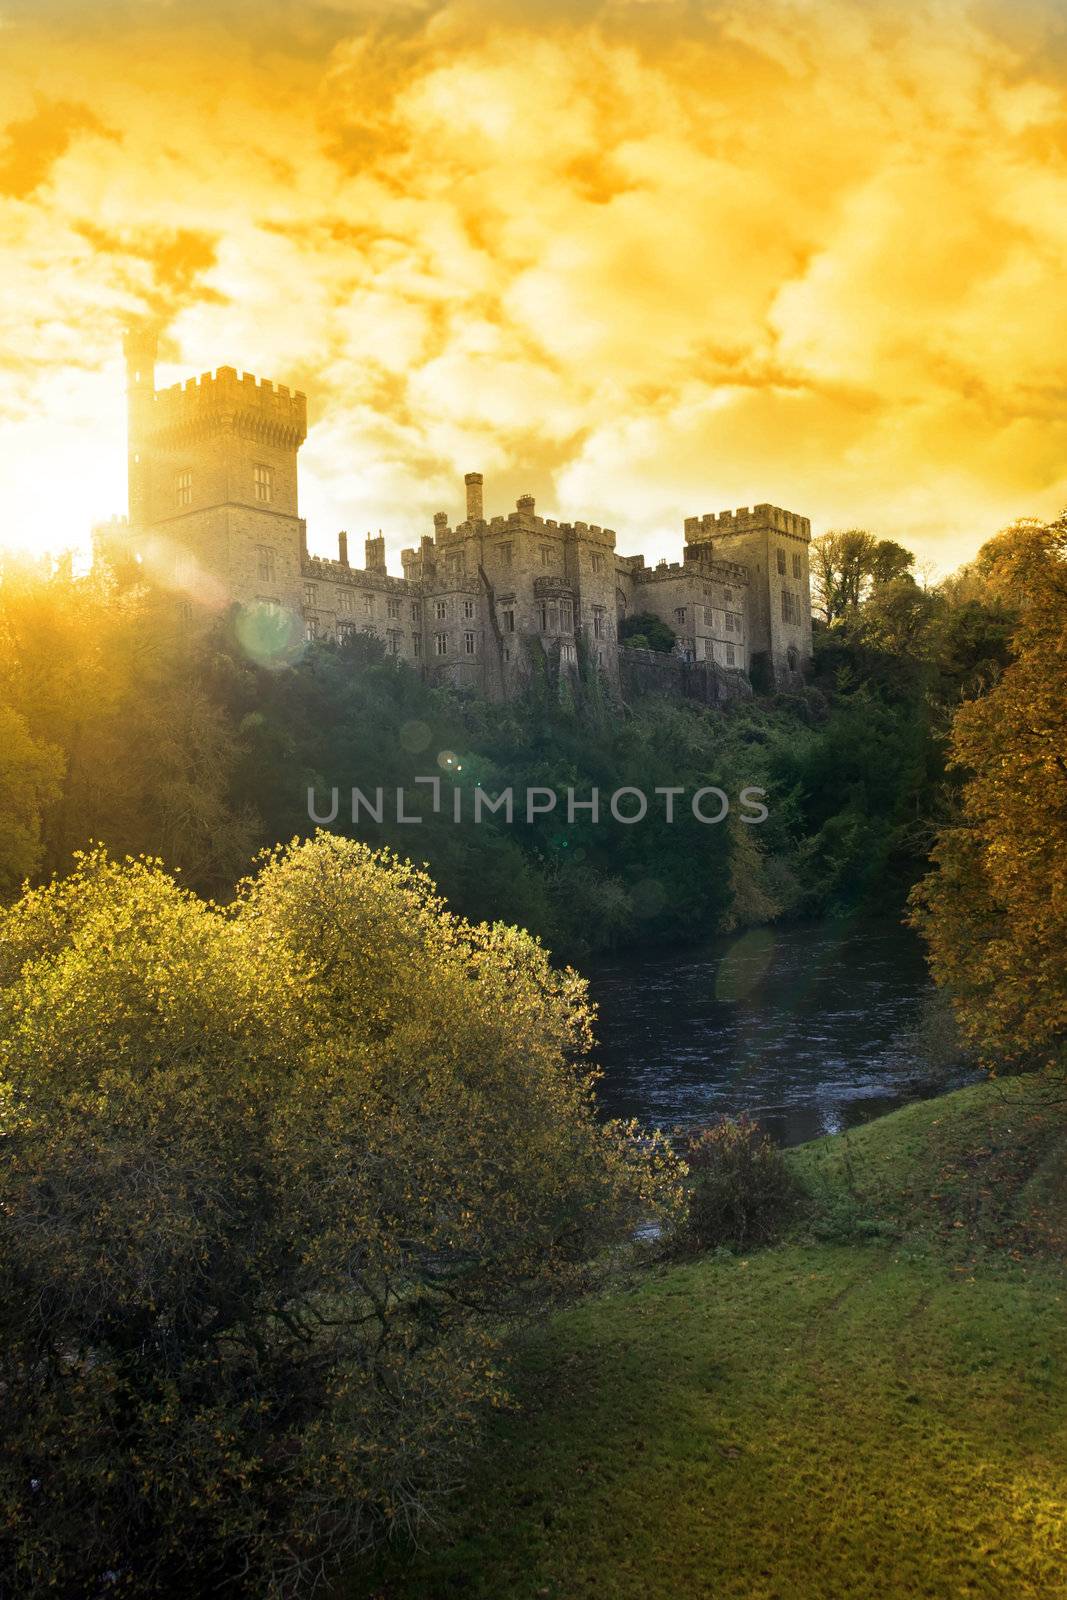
2, 0, 1067, 575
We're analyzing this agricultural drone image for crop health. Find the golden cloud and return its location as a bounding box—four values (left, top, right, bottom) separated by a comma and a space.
1, 0, 1066, 571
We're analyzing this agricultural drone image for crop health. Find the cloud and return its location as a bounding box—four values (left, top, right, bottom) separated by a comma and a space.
1, 0, 1067, 573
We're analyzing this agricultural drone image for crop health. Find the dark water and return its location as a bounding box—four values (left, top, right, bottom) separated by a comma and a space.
587, 918, 959, 1147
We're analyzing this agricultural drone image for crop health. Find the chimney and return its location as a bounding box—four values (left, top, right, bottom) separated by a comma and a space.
433, 511, 448, 541
364, 533, 386, 572
517, 494, 535, 514
464, 471, 483, 522
338, 530, 349, 566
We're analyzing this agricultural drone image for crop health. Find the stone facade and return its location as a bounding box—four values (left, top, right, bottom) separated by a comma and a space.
97, 334, 813, 697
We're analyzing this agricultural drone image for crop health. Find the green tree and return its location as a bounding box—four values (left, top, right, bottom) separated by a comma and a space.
619, 611, 677, 653
0, 836, 681, 1597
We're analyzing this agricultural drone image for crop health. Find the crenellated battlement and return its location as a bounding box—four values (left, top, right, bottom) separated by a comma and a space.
148, 366, 308, 446
684, 504, 811, 542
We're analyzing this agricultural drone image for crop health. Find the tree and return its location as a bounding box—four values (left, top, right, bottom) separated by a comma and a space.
618, 611, 677, 653
909, 517, 1067, 1073
810, 530, 916, 623
0, 836, 681, 1596
0, 705, 63, 895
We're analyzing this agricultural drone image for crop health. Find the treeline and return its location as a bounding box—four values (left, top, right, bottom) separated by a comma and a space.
0, 535, 1023, 961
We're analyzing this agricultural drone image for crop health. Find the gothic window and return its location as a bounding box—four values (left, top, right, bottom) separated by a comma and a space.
540, 545, 553, 567
560, 599, 573, 632
674, 607, 686, 623
412, 632, 421, 657
387, 597, 400, 619
306, 616, 319, 640
253, 464, 273, 504
434, 632, 448, 656
592, 605, 605, 640
503, 607, 515, 633
497, 542, 513, 568
591, 552, 604, 575
387, 630, 402, 655
725, 611, 734, 632
175, 469, 192, 508
561, 641, 577, 664
792, 552, 802, 580
464, 631, 476, 655
304, 583, 317, 609
776, 547, 787, 576
338, 588, 354, 614
726, 643, 736, 667
463, 599, 475, 620
538, 603, 549, 632
410, 602, 421, 623
434, 600, 447, 621
724, 586, 733, 604
256, 545, 275, 584
362, 592, 374, 616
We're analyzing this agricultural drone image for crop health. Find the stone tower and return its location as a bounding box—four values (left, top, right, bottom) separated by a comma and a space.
124, 341, 309, 614
683, 504, 812, 683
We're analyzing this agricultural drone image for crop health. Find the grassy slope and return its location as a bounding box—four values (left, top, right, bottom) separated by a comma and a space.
353, 1078, 1067, 1600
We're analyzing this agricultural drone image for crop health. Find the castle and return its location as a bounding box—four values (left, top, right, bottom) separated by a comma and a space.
95, 330, 813, 699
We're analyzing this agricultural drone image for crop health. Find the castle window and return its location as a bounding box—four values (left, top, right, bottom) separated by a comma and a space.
591, 553, 604, 575
256, 545, 276, 584
725, 587, 733, 604
734, 611, 743, 632
464, 631, 476, 655
388, 630, 402, 655
503, 607, 515, 632
434, 600, 447, 621
175, 469, 192, 508
592, 605, 605, 640
338, 589, 354, 614
561, 641, 577, 664
306, 617, 319, 641
363, 592, 374, 616
726, 643, 736, 667
253, 464, 273, 504
304, 583, 317, 609
447, 553, 462, 576
792, 552, 802, 579
463, 599, 475, 620
434, 632, 448, 656
387, 597, 400, 619
540, 546, 553, 567
782, 590, 797, 624
538, 603, 549, 632
560, 599, 573, 632
776, 547, 787, 576
674, 607, 686, 624
497, 542, 513, 569
412, 632, 421, 657
725, 611, 734, 632
410, 602, 421, 623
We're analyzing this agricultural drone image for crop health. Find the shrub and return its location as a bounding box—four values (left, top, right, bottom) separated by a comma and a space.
0, 836, 682, 1597
682, 1114, 798, 1249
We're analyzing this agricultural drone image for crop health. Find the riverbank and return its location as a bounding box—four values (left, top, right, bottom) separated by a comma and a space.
351, 1076, 1067, 1599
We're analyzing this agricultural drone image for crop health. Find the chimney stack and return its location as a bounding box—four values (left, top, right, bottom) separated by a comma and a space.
338, 530, 349, 566
464, 471, 483, 522
517, 494, 535, 514
433, 511, 448, 540
364, 533, 386, 572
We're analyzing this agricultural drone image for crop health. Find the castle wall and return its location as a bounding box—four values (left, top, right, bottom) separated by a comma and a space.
114, 340, 814, 703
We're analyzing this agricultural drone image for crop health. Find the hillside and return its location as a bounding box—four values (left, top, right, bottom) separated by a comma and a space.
353, 1077, 1067, 1600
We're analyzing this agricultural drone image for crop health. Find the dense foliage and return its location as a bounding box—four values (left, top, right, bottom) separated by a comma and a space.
0, 835, 681, 1597
0, 540, 1022, 962
681, 1114, 799, 1249
910, 517, 1067, 1074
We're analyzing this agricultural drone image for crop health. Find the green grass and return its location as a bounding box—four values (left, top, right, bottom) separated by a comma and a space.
350, 1078, 1067, 1600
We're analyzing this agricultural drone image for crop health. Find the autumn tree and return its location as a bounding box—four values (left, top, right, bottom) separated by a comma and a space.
909, 516, 1067, 1072
0, 835, 681, 1597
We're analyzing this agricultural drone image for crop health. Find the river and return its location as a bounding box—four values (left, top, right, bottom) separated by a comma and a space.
587, 917, 964, 1146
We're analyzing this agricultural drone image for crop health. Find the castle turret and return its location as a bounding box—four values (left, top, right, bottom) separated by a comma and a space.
465, 472, 484, 522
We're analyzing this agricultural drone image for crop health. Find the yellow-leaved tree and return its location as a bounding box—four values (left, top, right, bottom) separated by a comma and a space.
0, 834, 682, 1598
909, 516, 1067, 1072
